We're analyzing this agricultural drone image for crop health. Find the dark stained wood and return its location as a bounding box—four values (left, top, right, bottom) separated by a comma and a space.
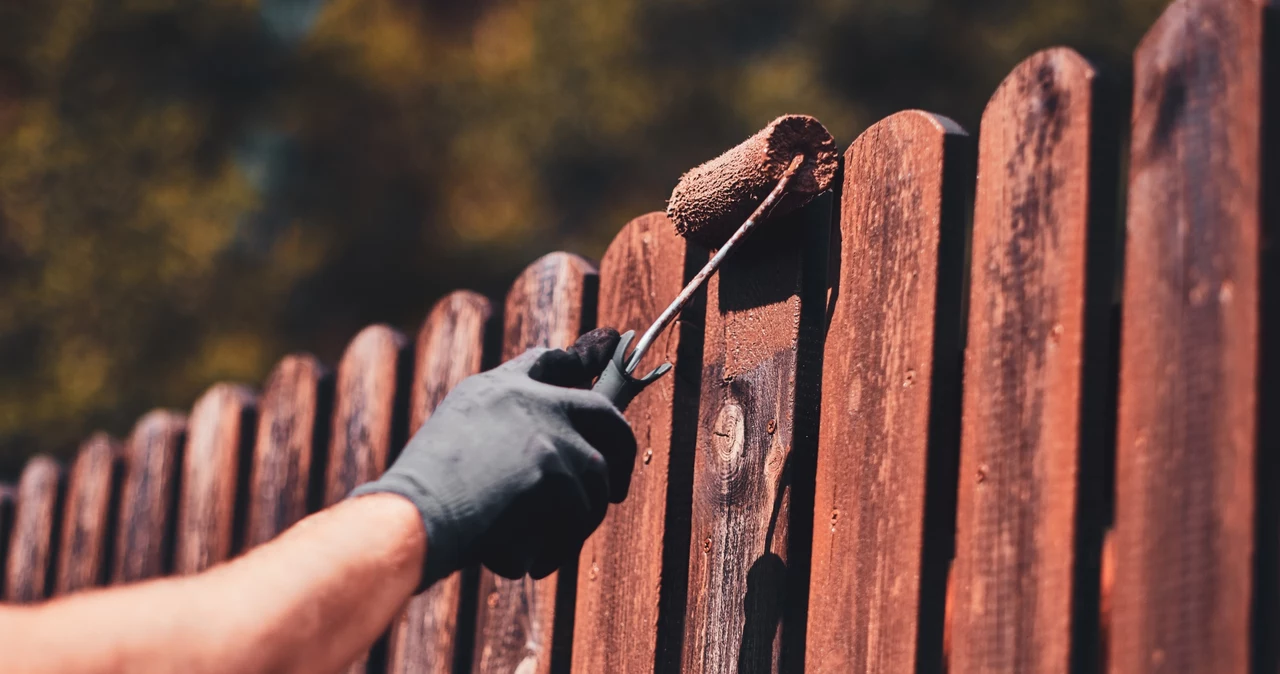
951, 48, 1106, 673
0, 484, 14, 598
386, 291, 493, 674
474, 252, 596, 674
1112, 0, 1267, 671
174, 384, 257, 575
244, 354, 329, 549
327, 324, 410, 674
113, 410, 186, 583
55, 433, 122, 594
681, 197, 828, 674
325, 325, 408, 505
805, 111, 968, 673
5, 456, 63, 602
572, 213, 703, 673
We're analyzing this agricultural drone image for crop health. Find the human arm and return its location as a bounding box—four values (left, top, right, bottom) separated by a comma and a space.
0, 492, 424, 674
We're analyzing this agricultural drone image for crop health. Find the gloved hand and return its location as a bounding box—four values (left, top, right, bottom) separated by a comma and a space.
350, 328, 636, 589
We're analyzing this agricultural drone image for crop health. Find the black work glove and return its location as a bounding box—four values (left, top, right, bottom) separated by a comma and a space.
350, 328, 636, 589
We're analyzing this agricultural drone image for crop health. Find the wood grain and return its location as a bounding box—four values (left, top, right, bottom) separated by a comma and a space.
572, 213, 704, 673
1112, 0, 1267, 671
805, 111, 969, 674
473, 252, 596, 674
55, 433, 122, 594
244, 354, 329, 549
681, 197, 828, 674
174, 384, 257, 574
951, 48, 1107, 674
326, 324, 410, 674
5, 456, 63, 602
387, 291, 493, 674
113, 410, 186, 583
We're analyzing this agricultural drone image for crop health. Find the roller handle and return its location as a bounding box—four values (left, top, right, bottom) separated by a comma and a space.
591, 330, 671, 412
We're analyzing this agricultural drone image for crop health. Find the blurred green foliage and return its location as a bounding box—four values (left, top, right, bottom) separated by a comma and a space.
0, 0, 1164, 473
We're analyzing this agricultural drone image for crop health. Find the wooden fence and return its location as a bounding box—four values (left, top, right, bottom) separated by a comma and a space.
2, 0, 1276, 671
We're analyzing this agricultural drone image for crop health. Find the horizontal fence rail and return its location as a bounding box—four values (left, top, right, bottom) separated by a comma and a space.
0, 0, 1273, 672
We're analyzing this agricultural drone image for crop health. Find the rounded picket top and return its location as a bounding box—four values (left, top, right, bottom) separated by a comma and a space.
114, 409, 186, 584
413, 291, 494, 431
503, 252, 598, 359
326, 324, 410, 507
175, 383, 257, 575
6, 455, 64, 602
246, 353, 330, 549
56, 432, 122, 594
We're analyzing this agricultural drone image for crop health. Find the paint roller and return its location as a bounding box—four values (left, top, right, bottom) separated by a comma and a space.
592, 114, 839, 410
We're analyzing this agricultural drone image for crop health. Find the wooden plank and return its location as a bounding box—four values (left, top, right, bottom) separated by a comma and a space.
681, 197, 829, 674
387, 291, 494, 674
55, 433, 123, 594
473, 252, 596, 674
174, 384, 257, 574
244, 354, 330, 549
113, 410, 186, 583
0, 484, 14, 598
1112, 0, 1268, 671
805, 111, 969, 674
326, 324, 410, 674
572, 213, 704, 673
5, 456, 63, 602
951, 48, 1110, 673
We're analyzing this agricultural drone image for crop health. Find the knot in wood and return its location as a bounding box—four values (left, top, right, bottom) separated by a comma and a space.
711, 403, 745, 480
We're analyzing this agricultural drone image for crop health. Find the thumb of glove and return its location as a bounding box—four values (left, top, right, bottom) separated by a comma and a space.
527, 327, 621, 389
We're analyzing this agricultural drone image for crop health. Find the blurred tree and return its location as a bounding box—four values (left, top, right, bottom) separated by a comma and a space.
0, 0, 1164, 474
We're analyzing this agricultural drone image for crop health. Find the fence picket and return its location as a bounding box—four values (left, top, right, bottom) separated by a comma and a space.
55, 434, 122, 594
473, 252, 597, 674
386, 291, 493, 674
1111, 0, 1269, 671
0, 484, 13, 598
245, 355, 330, 549
326, 324, 411, 674
113, 411, 186, 583
174, 384, 256, 575
572, 213, 704, 673
806, 111, 969, 673
950, 48, 1112, 673
5, 456, 63, 602
681, 197, 828, 674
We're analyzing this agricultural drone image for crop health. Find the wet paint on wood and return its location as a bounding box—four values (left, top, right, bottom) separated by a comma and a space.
55, 433, 123, 594
572, 213, 706, 673
682, 197, 829, 674
5, 456, 64, 602
1111, 0, 1267, 671
387, 291, 494, 674
113, 411, 186, 583
174, 384, 257, 574
951, 48, 1114, 673
245, 354, 331, 549
805, 111, 969, 674
327, 324, 411, 674
473, 252, 597, 674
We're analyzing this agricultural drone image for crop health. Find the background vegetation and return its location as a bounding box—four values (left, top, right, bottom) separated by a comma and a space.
0, 0, 1164, 473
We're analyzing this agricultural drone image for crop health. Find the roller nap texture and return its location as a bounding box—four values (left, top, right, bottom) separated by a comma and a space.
667, 114, 839, 248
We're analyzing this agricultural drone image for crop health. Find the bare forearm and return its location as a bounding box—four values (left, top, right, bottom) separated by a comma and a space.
0, 494, 425, 674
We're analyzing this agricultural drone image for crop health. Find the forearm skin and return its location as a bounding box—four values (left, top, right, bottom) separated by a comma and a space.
0, 493, 425, 674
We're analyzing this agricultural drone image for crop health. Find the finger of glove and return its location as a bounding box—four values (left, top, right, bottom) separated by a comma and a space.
476, 495, 538, 579
527, 461, 609, 579
478, 447, 605, 580
527, 328, 620, 388
560, 388, 638, 502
